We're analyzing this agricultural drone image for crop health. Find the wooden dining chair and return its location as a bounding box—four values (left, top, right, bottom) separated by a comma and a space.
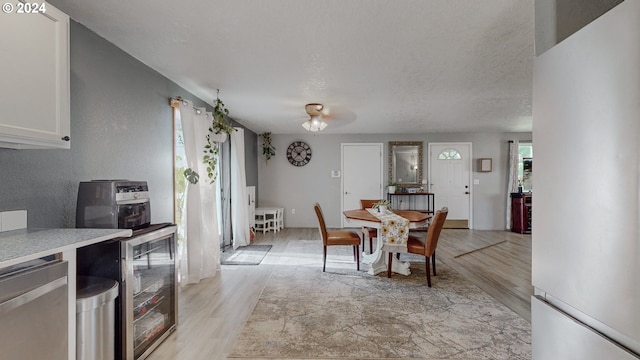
387, 207, 448, 287
314, 203, 361, 272
360, 199, 381, 253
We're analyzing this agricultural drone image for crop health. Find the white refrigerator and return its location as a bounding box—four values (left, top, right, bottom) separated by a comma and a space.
532, 0, 640, 358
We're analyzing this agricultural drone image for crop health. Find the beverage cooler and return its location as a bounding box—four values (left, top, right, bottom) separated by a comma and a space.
77, 223, 177, 360
124, 225, 177, 359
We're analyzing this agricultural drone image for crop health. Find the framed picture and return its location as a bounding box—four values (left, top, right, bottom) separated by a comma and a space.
479, 158, 492, 172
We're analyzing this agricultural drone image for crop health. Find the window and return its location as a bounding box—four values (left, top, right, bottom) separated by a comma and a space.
518, 143, 533, 191
173, 105, 223, 251
174, 116, 187, 249
438, 148, 462, 160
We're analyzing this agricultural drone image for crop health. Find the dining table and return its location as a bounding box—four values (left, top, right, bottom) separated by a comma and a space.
343, 209, 431, 276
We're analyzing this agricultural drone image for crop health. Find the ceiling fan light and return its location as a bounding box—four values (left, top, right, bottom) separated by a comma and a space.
302, 103, 328, 132
302, 115, 327, 132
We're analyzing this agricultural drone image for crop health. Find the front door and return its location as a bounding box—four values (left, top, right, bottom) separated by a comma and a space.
428, 143, 472, 228
341, 143, 383, 228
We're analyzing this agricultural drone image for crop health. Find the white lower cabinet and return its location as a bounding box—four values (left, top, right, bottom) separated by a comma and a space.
0, 2, 70, 149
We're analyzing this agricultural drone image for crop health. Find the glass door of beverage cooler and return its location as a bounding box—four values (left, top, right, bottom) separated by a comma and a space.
122, 225, 177, 360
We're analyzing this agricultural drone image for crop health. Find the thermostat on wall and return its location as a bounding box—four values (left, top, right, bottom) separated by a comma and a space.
331, 170, 341, 178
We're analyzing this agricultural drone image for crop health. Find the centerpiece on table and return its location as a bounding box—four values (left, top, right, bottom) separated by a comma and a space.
372, 200, 392, 214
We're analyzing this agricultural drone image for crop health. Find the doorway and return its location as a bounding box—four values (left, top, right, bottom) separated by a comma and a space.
341, 143, 383, 228
428, 142, 472, 229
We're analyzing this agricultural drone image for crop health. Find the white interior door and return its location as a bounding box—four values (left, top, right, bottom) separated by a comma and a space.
429, 143, 472, 228
341, 143, 383, 228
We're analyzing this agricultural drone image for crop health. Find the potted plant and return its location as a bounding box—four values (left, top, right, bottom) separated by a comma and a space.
260, 132, 276, 164
203, 89, 236, 183
372, 199, 393, 214
387, 182, 398, 194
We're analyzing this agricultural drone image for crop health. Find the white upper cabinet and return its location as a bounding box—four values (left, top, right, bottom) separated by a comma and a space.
0, 2, 70, 149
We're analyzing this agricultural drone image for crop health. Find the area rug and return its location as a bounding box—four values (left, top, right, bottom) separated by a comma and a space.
229, 240, 531, 359
221, 244, 272, 265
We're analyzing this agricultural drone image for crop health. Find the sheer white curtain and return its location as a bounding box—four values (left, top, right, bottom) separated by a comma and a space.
506, 140, 519, 230
231, 127, 250, 249
177, 100, 221, 284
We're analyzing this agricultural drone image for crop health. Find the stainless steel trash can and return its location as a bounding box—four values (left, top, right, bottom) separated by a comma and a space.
76, 276, 119, 360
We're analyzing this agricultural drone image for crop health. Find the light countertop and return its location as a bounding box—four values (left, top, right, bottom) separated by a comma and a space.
0, 228, 132, 268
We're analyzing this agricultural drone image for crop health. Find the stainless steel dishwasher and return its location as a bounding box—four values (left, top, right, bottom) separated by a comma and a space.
0, 258, 68, 360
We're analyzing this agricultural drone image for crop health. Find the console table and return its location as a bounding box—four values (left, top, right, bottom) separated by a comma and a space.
387, 192, 435, 215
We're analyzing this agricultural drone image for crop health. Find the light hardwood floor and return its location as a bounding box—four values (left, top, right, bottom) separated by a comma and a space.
436, 229, 532, 321
147, 228, 532, 360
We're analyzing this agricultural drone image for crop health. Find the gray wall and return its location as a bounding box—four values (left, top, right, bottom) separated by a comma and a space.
258, 132, 531, 230
0, 21, 257, 228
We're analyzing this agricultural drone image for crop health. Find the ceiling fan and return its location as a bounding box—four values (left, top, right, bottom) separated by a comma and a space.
301, 103, 329, 132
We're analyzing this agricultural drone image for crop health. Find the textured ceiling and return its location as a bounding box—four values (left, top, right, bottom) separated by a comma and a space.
49, 0, 534, 134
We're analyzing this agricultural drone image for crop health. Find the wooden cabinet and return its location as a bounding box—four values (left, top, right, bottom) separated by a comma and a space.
387, 192, 435, 215
511, 193, 532, 234
0, 3, 70, 149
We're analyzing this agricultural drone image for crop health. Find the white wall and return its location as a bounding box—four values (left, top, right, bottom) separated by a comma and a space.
257, 131, 531, 230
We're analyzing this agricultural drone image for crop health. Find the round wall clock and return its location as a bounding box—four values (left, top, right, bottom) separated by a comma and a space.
286, 141, 312, 167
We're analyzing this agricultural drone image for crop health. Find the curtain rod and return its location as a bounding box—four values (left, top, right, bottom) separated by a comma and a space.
169, 96, 211, 117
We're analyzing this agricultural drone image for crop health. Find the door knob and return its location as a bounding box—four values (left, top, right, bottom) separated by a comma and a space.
465, 191, 470, 194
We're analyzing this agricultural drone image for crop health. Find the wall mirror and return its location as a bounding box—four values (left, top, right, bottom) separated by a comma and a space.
389, 141, 423, 186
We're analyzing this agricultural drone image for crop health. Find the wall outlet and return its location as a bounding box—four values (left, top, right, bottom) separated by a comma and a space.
473, 179, 480, 185
291, 208, 296, 214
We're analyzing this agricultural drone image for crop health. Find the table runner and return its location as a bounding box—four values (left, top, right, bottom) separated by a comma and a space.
366, 208, 409, 253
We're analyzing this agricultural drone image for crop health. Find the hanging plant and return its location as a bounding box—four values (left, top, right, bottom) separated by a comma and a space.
260, 132, 276, 164
203, 89, 236, 183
